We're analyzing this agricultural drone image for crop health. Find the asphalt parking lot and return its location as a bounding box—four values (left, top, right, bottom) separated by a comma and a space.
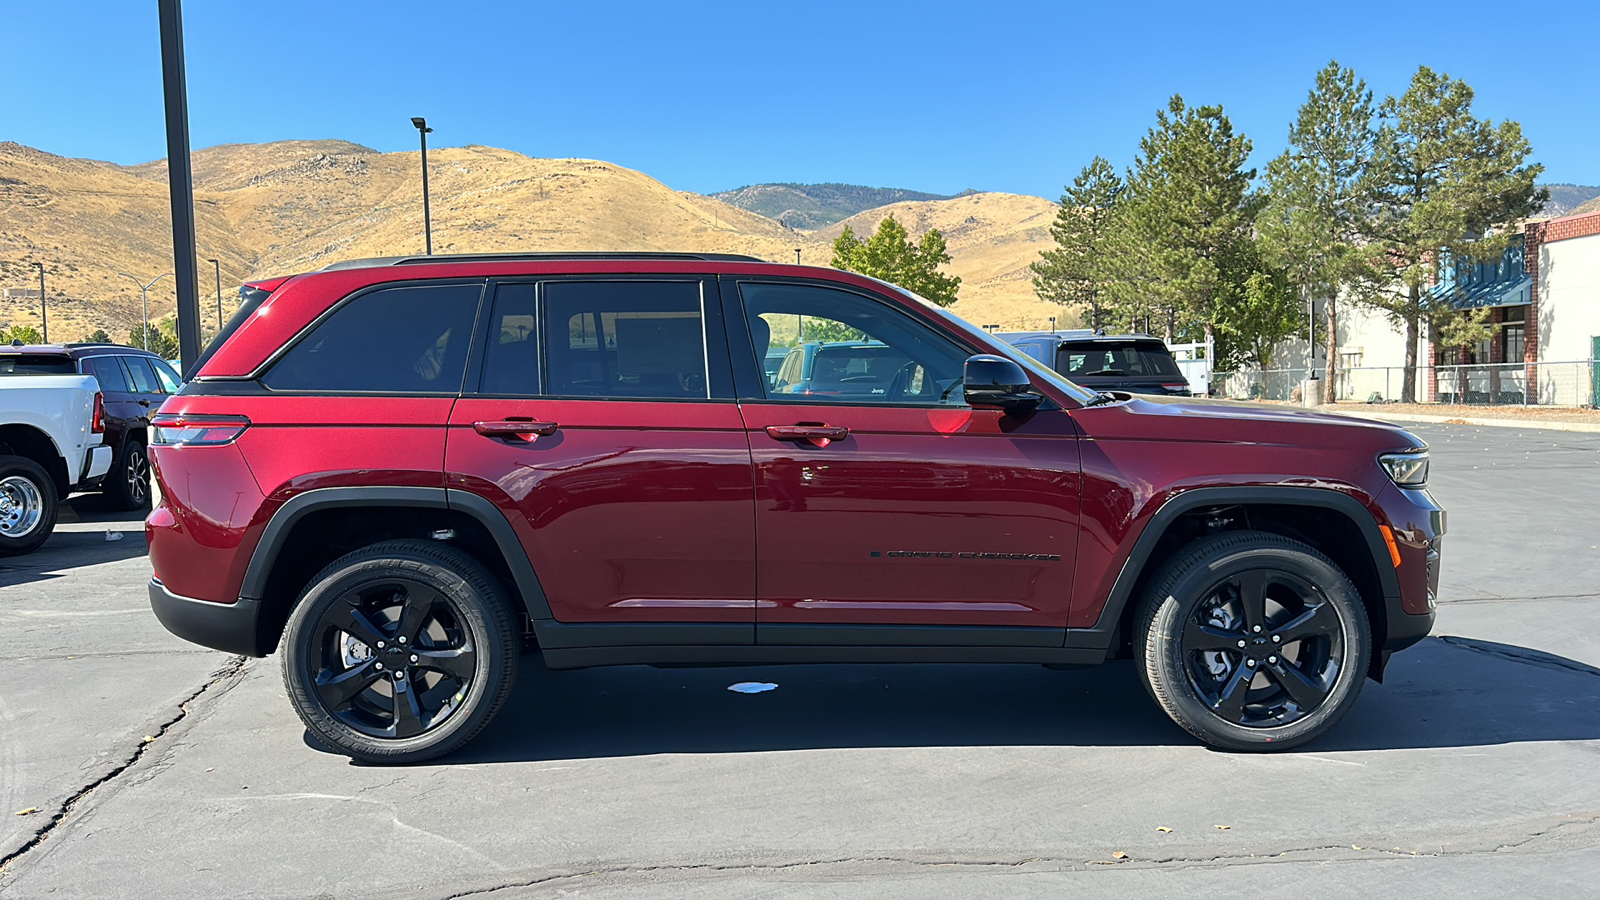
2, 423, 1598, 898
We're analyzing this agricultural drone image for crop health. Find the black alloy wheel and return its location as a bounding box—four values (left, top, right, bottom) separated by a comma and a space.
1134, 531, 1371, 751
281, 540, 518, 763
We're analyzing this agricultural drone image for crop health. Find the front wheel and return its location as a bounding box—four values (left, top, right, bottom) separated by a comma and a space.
1133, 531, 1371, 751
281, 540, 519, 764
0, 455, 59, 557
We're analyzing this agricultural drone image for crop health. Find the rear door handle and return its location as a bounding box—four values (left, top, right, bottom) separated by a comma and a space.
474, 420, 559, 441
765, 424, 849, 447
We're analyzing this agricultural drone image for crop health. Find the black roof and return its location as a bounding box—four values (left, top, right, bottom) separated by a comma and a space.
0, 343, 163, 358
996, 330, 1165, 344
318, 252, 766, 272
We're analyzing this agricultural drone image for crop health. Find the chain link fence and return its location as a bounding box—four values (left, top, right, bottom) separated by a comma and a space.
1212, 360, 1597, 407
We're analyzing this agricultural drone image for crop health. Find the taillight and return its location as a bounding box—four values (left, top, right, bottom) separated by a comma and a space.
1161, 382, 1191, 393
91, 392, 105, 434
150, 413, 250, 446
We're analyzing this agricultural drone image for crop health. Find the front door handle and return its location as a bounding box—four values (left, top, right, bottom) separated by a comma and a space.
474, 420, 559, 441
765, 424, 849, 448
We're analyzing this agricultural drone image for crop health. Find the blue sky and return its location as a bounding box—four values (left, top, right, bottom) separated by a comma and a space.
5, 0, 1597, 199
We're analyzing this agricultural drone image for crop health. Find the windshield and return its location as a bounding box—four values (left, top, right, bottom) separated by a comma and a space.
870, 277, 1100, 405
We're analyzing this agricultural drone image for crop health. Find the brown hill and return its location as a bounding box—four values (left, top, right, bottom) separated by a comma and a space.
0, 140, 1055, 340
817, 193, 1065, 330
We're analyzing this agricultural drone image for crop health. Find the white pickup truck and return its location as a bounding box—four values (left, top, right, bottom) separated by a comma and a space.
0, 375, 112, 555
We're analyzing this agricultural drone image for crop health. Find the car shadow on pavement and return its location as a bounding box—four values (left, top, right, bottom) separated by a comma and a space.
422, 634, 1600, 764
0, 496, 149, 588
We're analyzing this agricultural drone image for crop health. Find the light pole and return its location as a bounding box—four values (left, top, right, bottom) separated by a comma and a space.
119, 272, 171, 350
206, 258, 222, 330
31, 262, 47, 342
793, 248, 801, 265
410, 117, 434, 255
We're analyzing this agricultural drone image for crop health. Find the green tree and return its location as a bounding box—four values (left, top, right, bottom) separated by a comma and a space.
2, 325, 45, 344
1215, 264, 1303, 369
87, 328, 112, 344
1031, 157, 1122, 329
1355, 66, 1546, 401
831, 214, 961, 307
1260, 61, 1379, 392
129, 323, 180, 359
1102, 96, 1260, 343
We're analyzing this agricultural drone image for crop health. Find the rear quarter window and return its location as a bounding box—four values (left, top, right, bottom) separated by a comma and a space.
263, 282, 483, 394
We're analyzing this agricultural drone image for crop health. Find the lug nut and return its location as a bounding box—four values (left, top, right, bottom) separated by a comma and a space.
410, 654, 419, 663
394, 670, 405, 681
376, 641, 386, 649
375, 662, 384, 671
1246, 658, 1257, 667
398, 636, 407, 644
1252, 625, 1262, 633
1268, 656, 1278, 664
1237, 640, 1246, 648
1272, 635, 1281, 643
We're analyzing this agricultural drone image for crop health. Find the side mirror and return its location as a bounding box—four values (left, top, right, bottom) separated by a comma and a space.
963, 354, 1042, 411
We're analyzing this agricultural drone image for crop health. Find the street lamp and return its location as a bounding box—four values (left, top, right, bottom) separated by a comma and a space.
119, 272, 172, 350
206, 258, 222, 330
793, 248, 801, 265
410, 116, 434, 255
31, 262, 47, 342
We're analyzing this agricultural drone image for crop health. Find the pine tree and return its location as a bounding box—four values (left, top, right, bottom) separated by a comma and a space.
1355, 66, 1546, 402
1261, 61, 1379, 393
1031, 157, 1122, 329
1102, 96, 1259, 344
831, 215, 961, 307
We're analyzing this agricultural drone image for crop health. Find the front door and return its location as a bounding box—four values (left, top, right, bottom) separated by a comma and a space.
726, 280, 1082, 638
445, 278, 755, 633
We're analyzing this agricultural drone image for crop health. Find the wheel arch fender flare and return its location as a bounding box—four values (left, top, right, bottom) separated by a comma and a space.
238, 485, 553, 620
1070, 485, 1400, 650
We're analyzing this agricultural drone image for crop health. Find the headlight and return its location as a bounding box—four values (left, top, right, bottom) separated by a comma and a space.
1379, 451, 1429, 487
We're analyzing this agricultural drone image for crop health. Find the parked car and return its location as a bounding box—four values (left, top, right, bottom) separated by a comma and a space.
770, 340, 915, 400
998, 330, 1194, 396
145, 252, 1441, 763
0, 369, 112, 554
0, 344, 182, 509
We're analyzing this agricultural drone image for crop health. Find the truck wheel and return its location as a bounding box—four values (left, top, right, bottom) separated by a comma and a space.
280, 540, 519, 764
105, 437, 151, 510
0, 455, 59, 557
1133, 531, 1371, 751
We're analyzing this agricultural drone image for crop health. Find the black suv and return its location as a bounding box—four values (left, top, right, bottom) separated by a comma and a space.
998, 331, 1193, 397
0, 343, 182, 508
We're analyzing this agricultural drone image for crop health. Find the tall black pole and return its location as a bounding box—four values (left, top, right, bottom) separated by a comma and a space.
412, 117, 434, 255
32, 262, 46, 342
159, 0, 202, 376
208, 258, 222, 329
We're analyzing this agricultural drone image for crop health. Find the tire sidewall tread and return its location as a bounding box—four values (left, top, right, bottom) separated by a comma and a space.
0, 455, 59, 557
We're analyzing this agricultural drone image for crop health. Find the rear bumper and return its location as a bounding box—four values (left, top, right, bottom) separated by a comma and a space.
148, 578, 264, 657
78, 444, 112, 489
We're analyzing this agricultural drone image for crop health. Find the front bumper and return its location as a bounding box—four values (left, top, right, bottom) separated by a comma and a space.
1373, 484, 1446, 664
148, 578, 264, 657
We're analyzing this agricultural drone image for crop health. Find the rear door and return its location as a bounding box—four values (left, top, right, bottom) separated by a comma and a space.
445, 277, 755, 638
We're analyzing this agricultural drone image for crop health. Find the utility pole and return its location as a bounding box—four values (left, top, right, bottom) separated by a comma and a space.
207, 258, 222, 329
119, 273, 171, 350
411, 117, 434, 255
31, 262, 47, 342
158, 0, 202, 375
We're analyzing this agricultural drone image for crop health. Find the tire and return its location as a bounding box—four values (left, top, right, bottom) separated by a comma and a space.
0, 455, 59, 557
105, 436, 152, 511
1133, 531, 1371, 751
280, 540, 520, 764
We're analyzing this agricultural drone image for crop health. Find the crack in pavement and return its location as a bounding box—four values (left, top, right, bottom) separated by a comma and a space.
1436, 592, 1600, 606
0, 655, 249, 875
1436, 635, 1600, 678
423, 814, 1600, 899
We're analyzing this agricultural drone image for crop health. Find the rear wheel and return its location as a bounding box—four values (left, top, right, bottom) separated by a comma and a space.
105, 437, 151, 510
0, 456, 58, 557
280, 540, 519, 764
1133, 531, 1371, 751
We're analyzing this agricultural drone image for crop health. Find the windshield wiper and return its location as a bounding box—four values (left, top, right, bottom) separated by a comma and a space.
1081, 368, 1127, 377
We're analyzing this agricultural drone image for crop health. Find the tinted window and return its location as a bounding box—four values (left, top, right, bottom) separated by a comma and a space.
1058, 341, 1183, 378
739, 283, 968, 405
264, 283, 481, 393
543, 281, 707, 399
479, 283, 539, 395
149, 358, 182, 392
122, 357, 161, 393
81, 356, 132, 392
0, 354, 75, 375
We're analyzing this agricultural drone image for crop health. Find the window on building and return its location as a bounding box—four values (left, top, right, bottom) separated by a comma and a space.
1503, 324, 1525, 364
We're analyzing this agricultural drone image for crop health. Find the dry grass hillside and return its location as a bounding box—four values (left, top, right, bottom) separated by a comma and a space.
817, 193, 1065, 330
1, 139, 1058, 339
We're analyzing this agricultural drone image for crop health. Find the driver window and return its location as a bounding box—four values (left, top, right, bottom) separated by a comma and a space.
738, 283, 969, 405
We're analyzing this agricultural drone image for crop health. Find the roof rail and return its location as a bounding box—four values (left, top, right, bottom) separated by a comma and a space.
319, 252, 766, 271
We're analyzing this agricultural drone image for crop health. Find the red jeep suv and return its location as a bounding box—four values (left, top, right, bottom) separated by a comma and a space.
146, 253, 1442, 763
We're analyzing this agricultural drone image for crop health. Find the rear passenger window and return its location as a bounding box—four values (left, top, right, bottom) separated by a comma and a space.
542, 281, 707, 399
82, 357, 132, 393
264, 283, 482, 393
149, 359, 182, 391
478, 284, 539, 395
